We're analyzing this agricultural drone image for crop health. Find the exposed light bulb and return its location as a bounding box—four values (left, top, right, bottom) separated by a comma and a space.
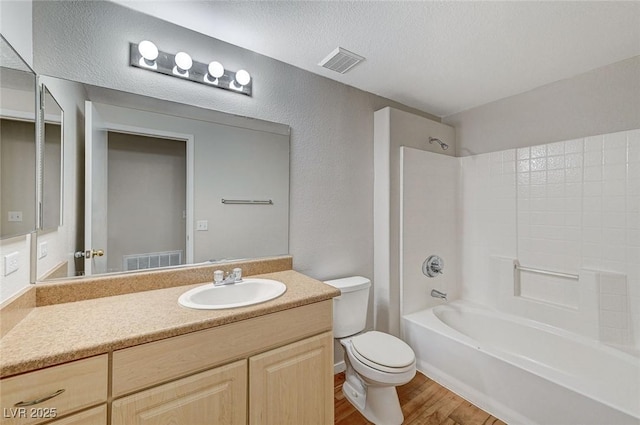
208, 61, 224, 78
235, 69, 251, 86
174, 52, 193, 71
138, 40, 158, 61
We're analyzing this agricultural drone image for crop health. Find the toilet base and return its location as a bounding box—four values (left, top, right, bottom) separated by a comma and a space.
342, 380, 404, 425
342, 357, 405, 425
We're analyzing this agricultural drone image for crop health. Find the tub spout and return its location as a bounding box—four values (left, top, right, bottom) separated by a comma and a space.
431, 289, 447, 300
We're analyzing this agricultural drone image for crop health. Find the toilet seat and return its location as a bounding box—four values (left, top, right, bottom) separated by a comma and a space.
350, 331, 415, 374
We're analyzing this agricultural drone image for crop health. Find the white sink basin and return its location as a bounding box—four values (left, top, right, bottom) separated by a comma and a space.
178, 278, 286, 310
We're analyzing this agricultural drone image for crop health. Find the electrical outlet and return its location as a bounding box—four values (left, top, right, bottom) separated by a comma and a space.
196, 220, 208, 231
39, 242, 49, 259
8, 211, 23, 222
4, 252, 19, 276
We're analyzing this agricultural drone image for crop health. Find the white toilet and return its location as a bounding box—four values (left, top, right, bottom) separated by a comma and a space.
325, 276, 416, 425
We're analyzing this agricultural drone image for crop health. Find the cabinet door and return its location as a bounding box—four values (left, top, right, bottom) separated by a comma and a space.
46, 405, 106, 425
111, 360, 246, 425
249, 332, 334, 425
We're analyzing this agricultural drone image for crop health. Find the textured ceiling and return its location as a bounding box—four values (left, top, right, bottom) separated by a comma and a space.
112, 1, 640, 117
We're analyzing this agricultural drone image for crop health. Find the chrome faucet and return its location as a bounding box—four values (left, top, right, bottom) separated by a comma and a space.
213, 268, 243, 286
431, 289, 447, 301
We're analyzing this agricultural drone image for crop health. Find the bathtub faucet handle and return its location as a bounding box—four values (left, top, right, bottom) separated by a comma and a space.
423, 255, 444, 277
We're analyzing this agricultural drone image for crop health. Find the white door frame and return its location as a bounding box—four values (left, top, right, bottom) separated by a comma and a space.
99, 122, 195, 264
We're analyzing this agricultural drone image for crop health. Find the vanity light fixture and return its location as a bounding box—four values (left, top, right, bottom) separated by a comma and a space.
129, 41, 252, 96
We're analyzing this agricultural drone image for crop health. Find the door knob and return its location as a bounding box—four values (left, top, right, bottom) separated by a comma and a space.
74, 249, 105, 259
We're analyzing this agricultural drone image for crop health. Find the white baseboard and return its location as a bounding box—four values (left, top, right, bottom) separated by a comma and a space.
334, 360, 346, 374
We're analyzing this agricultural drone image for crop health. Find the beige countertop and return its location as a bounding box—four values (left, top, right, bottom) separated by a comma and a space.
0, 270, 340, 378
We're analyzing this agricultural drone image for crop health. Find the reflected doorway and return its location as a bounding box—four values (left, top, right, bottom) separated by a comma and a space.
106, 131, 187, 274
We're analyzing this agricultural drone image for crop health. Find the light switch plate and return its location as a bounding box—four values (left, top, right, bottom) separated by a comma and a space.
8, 211, 23, 222
39, 242, 48, 259
4, 252, 19, 276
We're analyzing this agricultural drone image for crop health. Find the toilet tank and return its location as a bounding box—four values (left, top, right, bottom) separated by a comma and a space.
324, 276, 371, 338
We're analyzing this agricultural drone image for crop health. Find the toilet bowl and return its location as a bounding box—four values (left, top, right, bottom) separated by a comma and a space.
340, 331, 416, 424
325, 277, 416, 425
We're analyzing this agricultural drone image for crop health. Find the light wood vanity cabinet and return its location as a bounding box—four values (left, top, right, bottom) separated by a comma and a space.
111, 300, 334, 425
1, 300, 334, 425
111, 333, 333, 425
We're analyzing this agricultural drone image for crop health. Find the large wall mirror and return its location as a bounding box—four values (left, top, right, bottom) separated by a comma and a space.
0, 36, 37, 239
37, 77, 290, 281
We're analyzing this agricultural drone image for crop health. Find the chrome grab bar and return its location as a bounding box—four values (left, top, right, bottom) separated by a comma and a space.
514, 264, 578, 280
221, 199, 273, 205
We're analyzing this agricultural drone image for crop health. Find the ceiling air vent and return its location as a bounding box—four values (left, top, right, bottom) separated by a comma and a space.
318, 47, 365, 74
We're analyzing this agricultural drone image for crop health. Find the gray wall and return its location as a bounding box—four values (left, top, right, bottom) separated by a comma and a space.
32, 0, 438, 283
193, 123, 289, 263
444, 56, 640, 156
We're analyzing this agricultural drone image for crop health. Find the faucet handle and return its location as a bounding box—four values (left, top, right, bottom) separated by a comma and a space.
213, 270, 224, 284
423, 255, 444, 277
233, 267, 242, 282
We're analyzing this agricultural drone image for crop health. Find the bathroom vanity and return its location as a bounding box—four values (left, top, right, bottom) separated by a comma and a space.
0, 258, 339, 425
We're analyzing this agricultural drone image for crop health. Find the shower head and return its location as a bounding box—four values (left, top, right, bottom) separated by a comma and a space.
429, 137, 449, 151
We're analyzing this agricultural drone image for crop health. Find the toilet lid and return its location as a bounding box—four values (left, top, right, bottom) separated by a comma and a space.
351, 331, 415, 370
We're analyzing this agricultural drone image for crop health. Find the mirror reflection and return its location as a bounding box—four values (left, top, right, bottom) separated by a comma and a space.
0, 37, 37, 239
41, 85, 63, 231
38, 78, 290, 280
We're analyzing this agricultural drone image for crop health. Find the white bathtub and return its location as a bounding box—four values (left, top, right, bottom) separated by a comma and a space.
403, 300, 640, 425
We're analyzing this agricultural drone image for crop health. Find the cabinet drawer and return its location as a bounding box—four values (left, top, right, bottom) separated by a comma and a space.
0, 355, 108, 425
112, 300, 331, 397
112, 360, 247, 425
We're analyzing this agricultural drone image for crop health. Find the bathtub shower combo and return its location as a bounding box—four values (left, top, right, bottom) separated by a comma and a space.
398, 131, 640, 425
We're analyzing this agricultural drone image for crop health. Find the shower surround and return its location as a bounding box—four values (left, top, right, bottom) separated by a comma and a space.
398, 128, 639, 423
400, 128, 639, 347
458, 128, 639, 347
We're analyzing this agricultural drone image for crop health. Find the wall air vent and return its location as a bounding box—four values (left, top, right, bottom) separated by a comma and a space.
123, 250, 182, 271
318, 47, 365, 74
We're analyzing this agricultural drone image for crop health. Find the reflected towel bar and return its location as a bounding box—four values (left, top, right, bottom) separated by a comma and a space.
514, 264, 578, 280
221, 199, 273, 205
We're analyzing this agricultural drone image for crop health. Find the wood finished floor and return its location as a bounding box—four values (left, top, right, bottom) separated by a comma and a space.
334, 371, 507, 425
